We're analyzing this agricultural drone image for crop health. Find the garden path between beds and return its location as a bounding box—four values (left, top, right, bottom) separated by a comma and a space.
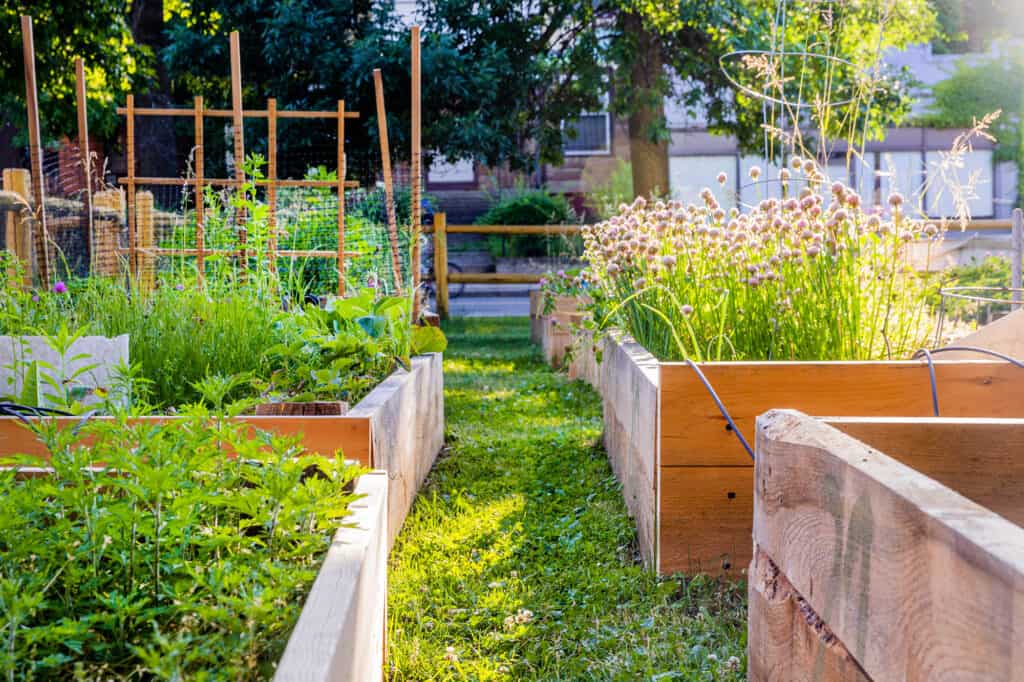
387, 317, 745, 681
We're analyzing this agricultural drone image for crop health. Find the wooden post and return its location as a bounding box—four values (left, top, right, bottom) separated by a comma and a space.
75, 58, 95, 275
410, 26, 422, 320
92, 188, 123, 276
3, 168, 33, 284
125, 94, 137, 282
21, 15, 51, 284
373, 68, 404, 294
194, 96, 205, 285
434, 212, 449, 319
229, 30, 247, 271
267, 98, 278, 279
136, 191, 155, 293
337, 99, 346, 297
1013, 208, 1022, 307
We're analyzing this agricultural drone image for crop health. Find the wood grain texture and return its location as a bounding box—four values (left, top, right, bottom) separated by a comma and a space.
599, 332, 659, 568
659, 466, 753, 575
748, 545, 872, 682
754, 410, 1024, 682
349, 352, 445, 548
660, 361, 1024, 468
0, 415, 372, 466
826, 417, 1024, 527
275, 471, 387, 682
567, 326, 601, 390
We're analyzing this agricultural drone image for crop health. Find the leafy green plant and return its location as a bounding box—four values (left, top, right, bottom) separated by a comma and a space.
0, 413, 365, 679
583, 159, 634, 221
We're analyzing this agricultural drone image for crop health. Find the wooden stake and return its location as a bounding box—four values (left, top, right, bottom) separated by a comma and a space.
434, 212, 449, 319
267, 98, 278, 279
3, 168, 32, 285
194, 95, 205, 285
126, 93, 137, 281
373, 68, 403, 294
337, 99, 346, 297
229, 30, 247, 271
21, 15, 51, 284
411, 26, 422, 320
74, 57, 95, 275
136, 190, 155, 293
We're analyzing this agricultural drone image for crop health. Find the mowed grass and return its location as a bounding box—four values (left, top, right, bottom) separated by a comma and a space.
387, 317, 746, 681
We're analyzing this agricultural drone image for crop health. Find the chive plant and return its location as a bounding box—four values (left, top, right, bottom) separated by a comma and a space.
582, 159, 940, 361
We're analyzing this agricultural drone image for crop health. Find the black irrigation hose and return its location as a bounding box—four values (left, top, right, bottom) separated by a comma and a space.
0, 402, 72, 424
685, 360, 756, 462
913, 345, 1024, 418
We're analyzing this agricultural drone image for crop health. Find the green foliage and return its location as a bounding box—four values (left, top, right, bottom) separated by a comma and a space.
388, 318, 746, 679
260, 289, 414, 404
919, 56, 1023, 162
0, 3, 150, 142
930, 255, 1015, 327
477, 189, 581, 259
0, 414, 364, 679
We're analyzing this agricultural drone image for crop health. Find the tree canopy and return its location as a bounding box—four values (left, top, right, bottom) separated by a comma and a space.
1, 1, 150, 144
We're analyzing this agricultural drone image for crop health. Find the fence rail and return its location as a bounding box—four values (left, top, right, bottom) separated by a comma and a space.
428, 212, 583, 318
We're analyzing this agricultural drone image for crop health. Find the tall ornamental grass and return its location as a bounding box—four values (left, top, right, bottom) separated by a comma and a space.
582, 159, 939, 361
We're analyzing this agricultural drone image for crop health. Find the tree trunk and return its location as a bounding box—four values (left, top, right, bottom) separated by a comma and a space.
623, 12, 670, 200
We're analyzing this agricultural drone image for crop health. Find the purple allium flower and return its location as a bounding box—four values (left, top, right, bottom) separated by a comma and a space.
31, 294, 39, 302
53, 281, 68, 294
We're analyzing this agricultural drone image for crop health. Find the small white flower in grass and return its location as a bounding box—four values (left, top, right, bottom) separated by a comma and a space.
681, 304, 694, 316
515, 608, 533, 624
504, 615, 517, 630
444, 646, 458, 662
726, 656, 741, 670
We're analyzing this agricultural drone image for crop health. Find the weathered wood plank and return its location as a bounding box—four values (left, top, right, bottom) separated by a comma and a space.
661, 361, 1024, 468
754, 410, 1024, 682
540, 312, 581, 369
826, 417, 1024, 527
748, 545, 872, 682
599, 332, 659, 568
275, 471, 388, 682
348, 352, 444, 548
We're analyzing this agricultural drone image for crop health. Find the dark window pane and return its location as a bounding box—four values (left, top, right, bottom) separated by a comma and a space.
563, 114, 609, 153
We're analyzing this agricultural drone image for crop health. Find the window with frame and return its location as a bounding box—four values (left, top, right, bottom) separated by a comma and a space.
562, 95, 612, 156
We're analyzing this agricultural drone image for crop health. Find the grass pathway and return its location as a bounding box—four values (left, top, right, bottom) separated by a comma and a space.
387, 318, 745, 681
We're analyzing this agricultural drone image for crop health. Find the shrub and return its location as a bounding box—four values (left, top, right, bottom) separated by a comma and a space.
582, 159, 939, 361
477, 189, 580, 258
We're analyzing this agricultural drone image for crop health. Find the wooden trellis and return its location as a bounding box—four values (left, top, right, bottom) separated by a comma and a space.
115, 34, 360, 295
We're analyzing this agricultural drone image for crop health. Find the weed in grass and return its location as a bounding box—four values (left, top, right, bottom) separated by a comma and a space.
388, 318, 746, 681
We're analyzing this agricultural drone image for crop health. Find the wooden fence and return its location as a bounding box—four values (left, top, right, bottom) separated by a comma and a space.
426, 211, 583, 318
750, 410, 1024, 681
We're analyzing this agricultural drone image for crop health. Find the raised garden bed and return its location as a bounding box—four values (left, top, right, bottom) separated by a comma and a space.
0, 352, 444, 546
749, 411, 1024, 681
575, 331, 1024, 575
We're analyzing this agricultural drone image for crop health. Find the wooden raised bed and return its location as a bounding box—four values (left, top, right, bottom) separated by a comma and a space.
577, 332, 1024, 575
749, 411, 1024, 682
0, 352, 444, 547
276, 470, 388, 682
529, 292, 583, 346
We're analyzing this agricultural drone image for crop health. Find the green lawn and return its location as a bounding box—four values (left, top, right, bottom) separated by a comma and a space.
387, 317, 746, 681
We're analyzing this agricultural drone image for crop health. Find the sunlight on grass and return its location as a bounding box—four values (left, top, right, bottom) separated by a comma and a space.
388, 318, 746, 681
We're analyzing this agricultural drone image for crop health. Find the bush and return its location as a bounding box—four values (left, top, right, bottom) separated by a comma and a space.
476, 189, 581, 258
